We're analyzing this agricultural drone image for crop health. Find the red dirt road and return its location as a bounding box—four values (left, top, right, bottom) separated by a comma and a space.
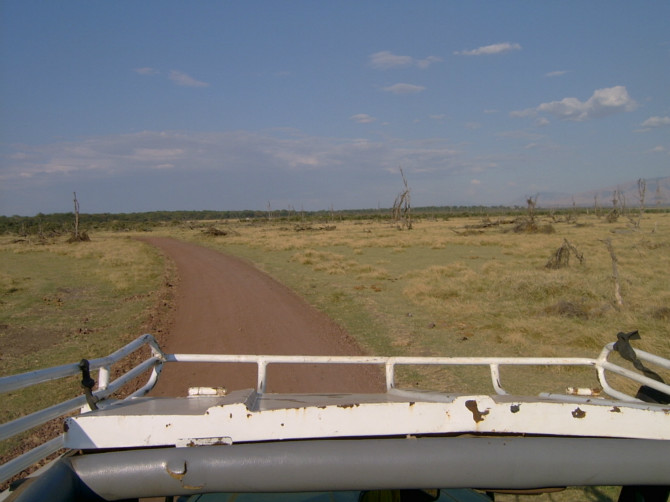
142, 238, 383, 396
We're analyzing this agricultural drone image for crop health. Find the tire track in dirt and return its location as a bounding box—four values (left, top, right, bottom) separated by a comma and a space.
142, 237, 384, 396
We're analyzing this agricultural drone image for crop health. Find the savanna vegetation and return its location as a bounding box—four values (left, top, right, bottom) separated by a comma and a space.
2, 206, 669, 499
182, 209, 670, 396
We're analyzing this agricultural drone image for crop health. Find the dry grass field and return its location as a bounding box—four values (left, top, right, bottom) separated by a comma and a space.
1, 211, 669, 500
179, 212, 670, 395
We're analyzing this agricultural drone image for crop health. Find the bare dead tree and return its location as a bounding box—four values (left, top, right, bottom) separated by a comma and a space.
565, 195, 578, 223
606, 189, 621, 223
635, 178, 646, 229
73, 192, 80, 239
601, 238, 624, 309
526, 194, 537, 224
67, 192, 90, 242
392, 167, 412, 230
619, 190, 627, 216
513, 194, 539, 233
546, 238, 584, 269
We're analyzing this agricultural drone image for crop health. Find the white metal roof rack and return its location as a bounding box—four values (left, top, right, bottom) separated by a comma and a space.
2, 332, 669, 500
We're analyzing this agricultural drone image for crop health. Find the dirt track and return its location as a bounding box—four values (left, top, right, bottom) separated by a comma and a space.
142, 238, 383, 396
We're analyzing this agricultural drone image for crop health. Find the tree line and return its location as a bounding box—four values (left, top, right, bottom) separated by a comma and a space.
2, 205, 667, 237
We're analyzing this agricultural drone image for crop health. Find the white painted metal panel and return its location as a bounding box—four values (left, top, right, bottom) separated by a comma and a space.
64, 389, 670, 450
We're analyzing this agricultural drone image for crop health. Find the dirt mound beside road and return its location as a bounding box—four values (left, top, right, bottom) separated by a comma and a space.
142, 237, 383, 396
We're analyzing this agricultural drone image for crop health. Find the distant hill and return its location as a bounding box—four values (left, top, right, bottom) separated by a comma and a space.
519, 176, 670, 209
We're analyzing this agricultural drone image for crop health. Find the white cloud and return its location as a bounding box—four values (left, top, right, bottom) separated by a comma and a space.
545, 70, 570, 78
350, 114, 376, 124
134, 67, 159, 75
131, 148, 185, 161
0, 130, 465, 186
370, 51, 412, 69
509, 109, 535, 118
4, 129, 537, 214
381, 83, 426, 94
641, 116, 670, 128
369, 51, 441, 70
650, 145, 666, 153
169, 70, 210, 88
415, 56, 442, 69
454, 42, 521, 56
512, 86, 637, 122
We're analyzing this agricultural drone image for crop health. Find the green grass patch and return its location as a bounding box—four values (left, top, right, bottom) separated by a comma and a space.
0, 235, 166, 458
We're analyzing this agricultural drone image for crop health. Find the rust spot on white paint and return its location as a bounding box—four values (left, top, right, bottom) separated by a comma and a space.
465, 399, 489, 423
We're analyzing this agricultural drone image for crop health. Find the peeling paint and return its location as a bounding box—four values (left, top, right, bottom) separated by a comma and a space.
165, 460, 202, 489
572, 408, 586, 419
510, 404, 520, 413
183, 437, 232, 447
465, 400, 489, 423
610, 406, 621, 413
166, 460, 187, 480
337, 403, 360, 409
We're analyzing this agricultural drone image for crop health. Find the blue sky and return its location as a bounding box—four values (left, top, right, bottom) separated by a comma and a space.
1, 1, 669, 216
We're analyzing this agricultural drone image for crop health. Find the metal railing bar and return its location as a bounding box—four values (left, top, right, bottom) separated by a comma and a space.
628, 348, 670, 370
598, 360, 670, 395
0, 436, 64, 485
166, 353, 597, 366
94, 356, 162, 399
0, 334, 161, 395
0, 362, 82, 395
89, 334, 164, 371
0, 356, 162, 442
489, 364, 507, 395
167, 353, 598, 394
0, 395, 87, 442
127, 362, 163, 399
